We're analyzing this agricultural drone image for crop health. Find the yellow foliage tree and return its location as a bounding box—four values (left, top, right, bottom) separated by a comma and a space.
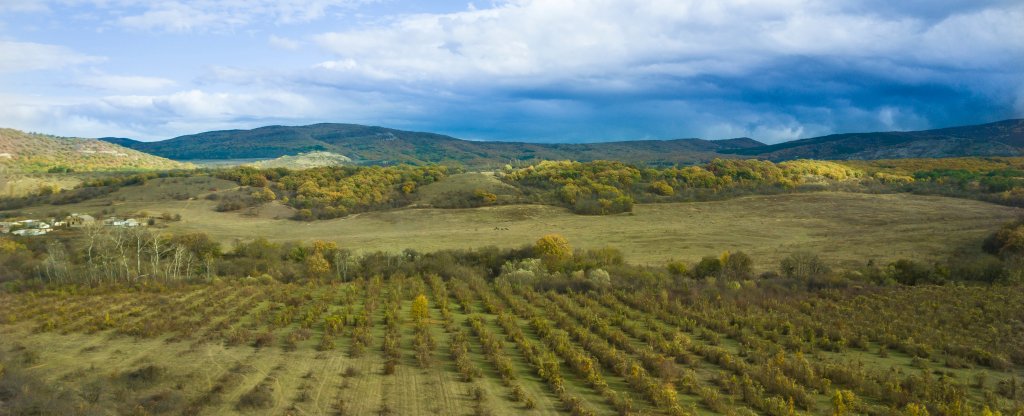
410, 294, 429, 323
535, 234, 572, 259
305, 251, 330, 279
831, 389, 857, 416
903, 403, 930, 416
0, 237, 27, 253
250, 186, 276, 203
649, 180, 674, 196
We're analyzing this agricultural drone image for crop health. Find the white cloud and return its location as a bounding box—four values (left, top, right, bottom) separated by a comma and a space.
83, 0, 372, 33
92, 89, 316, 120
311, 0, 1024, 88
75, 72, 176, 92
268, 35, 302, 51
0, 40, 102, 73
0, 88, 408, 140
117, 3, 227, 33
1, 0, 1021, 142
0, 0, 49, 13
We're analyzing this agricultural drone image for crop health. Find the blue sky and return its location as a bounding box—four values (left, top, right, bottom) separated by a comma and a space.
1, 0, 1022, 143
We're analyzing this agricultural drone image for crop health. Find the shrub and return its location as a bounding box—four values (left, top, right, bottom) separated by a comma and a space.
779, 251, 830, 281
237, 383, 274, 410
693, 256, 722, 279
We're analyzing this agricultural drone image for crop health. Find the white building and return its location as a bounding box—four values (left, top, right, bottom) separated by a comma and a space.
105, 218, 142, 227
12, 228, 48, 236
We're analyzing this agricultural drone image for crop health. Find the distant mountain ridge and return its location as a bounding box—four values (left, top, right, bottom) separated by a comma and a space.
723, 119, 1024, 160
101, 123, 763, 167
98, 118, 1024, 166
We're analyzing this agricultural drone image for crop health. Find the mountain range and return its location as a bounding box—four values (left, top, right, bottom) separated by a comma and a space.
97, 119, 1024, 167
722, 119, 1024, 160
100, 124, 763, 167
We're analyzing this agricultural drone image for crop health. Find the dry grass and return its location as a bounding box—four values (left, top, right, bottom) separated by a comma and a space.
9, 183, 1020, 269
160, 192, 1024, 269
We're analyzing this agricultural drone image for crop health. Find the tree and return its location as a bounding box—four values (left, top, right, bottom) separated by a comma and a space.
666, 260, 687, 276
831, 389, 857, 416
410, 294, 429, 324
535, 234, 572, 269
983, 220, 1024, 258
887, 259, 940, 285
251, 187, 276, 203
649, 180, 674, 196
721, 251, 753, 280
0, 237, 35, 282
693, 256, 722, 279
305, 251, 330, 279
902, 403, 930, 416
780, 251, 830, 281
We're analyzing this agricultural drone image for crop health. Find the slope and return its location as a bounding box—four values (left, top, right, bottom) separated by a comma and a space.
0, 128, 192, 173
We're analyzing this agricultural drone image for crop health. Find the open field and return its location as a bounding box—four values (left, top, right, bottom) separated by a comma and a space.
1, 278, 1022, 415
10, 175, 1021, 269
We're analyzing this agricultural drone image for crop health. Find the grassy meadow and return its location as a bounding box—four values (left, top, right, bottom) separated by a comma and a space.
9, 173, 1020, 269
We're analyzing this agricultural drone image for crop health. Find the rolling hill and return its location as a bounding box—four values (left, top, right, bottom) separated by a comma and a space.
723, 119, 1024, 160
0, 128, 192, 173
101, 123, 763, 167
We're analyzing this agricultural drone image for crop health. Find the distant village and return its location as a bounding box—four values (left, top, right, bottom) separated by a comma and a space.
0, 213, 145, 236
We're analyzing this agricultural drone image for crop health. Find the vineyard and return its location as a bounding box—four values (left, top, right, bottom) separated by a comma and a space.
1, 276, 1022, 415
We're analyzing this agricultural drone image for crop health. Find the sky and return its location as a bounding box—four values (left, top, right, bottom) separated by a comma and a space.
0, 0, 1022, 144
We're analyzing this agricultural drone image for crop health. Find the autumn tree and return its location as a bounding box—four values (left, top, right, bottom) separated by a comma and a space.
410, 294, 429, 324
720, 251, 753, 280
831, 389, 857, 416
535, 233, 572, 270
535, 234, 571, 259
250, 186, 276, 203
305, 251, 330, 280
649, 180, 674, 196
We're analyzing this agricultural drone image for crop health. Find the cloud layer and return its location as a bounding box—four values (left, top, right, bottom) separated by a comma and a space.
0, 0, 1021, 142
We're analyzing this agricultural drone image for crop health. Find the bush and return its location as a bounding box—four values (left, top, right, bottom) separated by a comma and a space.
779, 251, 830, 281
721, 251, 753, 280
693, 256, 722, 279
122, 365, 164, 390
888, 259, 943, 285
237, 383, 274, 410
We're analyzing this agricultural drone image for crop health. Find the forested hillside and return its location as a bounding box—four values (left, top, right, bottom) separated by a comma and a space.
99, 119, 1024, 167
102, 123, 763, 166
726, 119, 1024, 160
